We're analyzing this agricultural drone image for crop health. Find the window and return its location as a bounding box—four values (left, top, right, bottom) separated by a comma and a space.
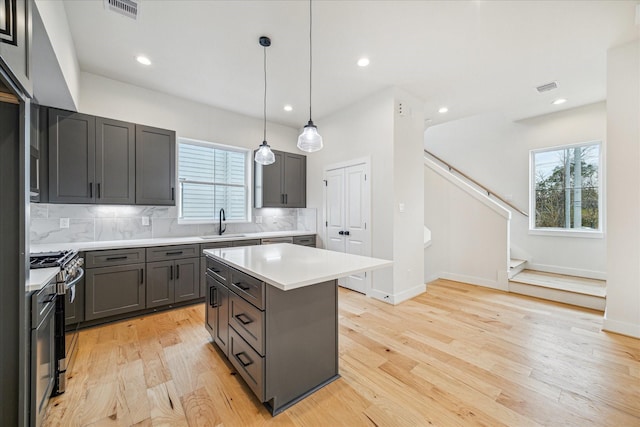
530, 141, 602, 235
178, 138, 250, 222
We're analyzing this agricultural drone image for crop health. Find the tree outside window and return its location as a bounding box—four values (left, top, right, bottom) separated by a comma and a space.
531, 142, 601, 232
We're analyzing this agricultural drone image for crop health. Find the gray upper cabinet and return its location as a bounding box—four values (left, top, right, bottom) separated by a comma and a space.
48, 109, 96, 204
255, 150, 306, 208
135, 125, 176, 206
96, 117, 135, 204
0, 0, 32, 95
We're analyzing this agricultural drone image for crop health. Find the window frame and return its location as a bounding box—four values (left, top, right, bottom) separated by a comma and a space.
529, 140, 604, 239
177, 137, 252, 224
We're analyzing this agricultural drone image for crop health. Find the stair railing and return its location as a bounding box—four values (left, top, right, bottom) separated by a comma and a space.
424, 149, 529, 217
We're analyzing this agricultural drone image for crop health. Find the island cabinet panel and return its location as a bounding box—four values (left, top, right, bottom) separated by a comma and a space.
205, 274, 229, 356
201, 242, 232, 298
205, 253, 339, 416
85, 263, 145, 321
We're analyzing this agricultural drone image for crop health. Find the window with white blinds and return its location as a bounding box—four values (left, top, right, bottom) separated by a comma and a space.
178, 138, 250, 222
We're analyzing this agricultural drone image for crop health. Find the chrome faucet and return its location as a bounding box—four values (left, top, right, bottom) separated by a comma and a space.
219, 208, 226, 235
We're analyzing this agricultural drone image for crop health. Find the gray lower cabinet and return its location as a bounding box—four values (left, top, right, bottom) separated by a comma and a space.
293, 235, 316, 247
255, 150, 306, 208
205, 255, 338, 415
135, 124, 175, 205
85, 263, 146, 321
147, 257, 200, 308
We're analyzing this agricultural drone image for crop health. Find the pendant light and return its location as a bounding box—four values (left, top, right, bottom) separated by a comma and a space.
255, 36, 276, 165
297, 0, 323, 153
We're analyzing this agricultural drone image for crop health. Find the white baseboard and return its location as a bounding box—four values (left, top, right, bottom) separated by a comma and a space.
440, 272, 508, 292
424, 272, 441, 284
368, 283, 426, 305
527, 263, 607, 281
602, 316, 640, 339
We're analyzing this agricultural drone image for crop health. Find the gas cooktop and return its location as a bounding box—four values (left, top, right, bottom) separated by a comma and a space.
30, 250, 77, 269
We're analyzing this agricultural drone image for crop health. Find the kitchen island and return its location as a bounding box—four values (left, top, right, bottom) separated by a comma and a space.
203, 243, 392, 415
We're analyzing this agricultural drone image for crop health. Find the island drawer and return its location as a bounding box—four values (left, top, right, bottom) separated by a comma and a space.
229, 292, 265, 356
229, 327, 265, 402
206, 257, 229, 284
86, 248, 145, 268
146, 244, 199, 262
229, 268, 265, 310
293, 235, 316, 247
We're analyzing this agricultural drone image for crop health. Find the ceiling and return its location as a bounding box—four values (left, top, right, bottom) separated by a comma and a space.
61, 1, 639, 129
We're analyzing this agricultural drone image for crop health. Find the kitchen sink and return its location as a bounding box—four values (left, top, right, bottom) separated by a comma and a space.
199, 234, 247, 240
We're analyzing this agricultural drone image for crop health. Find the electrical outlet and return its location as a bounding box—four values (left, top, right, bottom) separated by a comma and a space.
60, 218, 70, 229
142, 216, 150, 226
255, 216, 262, 224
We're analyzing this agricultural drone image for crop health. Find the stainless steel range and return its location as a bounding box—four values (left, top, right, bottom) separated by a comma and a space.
30, 250, 84, 395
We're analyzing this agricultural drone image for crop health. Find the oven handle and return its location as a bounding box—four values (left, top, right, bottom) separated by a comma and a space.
64, 267, 85, 303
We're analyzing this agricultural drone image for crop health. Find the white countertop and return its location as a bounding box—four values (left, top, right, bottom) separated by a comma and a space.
28, 267, 59, 293
30, 230, 315, 253
204, 243, 393, 291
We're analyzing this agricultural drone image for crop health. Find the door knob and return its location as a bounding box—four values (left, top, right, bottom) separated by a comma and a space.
344, 231, 350, 236
338, 231, 344, 235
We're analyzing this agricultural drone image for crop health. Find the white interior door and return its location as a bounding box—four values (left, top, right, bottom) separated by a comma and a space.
324, 161, 370, 294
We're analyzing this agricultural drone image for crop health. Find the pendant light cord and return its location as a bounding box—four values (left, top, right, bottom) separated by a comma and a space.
263, 43, 267, 142
308, 0, 313, 122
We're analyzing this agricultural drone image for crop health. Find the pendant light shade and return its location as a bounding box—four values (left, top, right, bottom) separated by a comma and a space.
297, 0, 323, 153
255, 140, 275, 164
297, 120, 323, 152
255, 36, 276, 166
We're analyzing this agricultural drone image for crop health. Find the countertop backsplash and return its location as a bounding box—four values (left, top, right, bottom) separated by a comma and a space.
30, 204, 316, 245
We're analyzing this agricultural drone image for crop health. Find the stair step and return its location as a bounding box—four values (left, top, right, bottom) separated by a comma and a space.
508, 258, 527, 279
510, 270, 606, 297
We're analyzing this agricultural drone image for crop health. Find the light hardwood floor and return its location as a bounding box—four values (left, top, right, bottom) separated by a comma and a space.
43, 280, 640, 427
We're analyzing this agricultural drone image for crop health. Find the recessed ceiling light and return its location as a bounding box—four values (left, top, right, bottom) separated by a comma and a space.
552, 98, 567, 105
438, 107, 449, 113
284, 105, 293, 112
136, 55, 151, 66
357, 57, 370, 67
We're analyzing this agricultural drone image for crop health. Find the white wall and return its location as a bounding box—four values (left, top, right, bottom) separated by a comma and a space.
425, 102, 607, 279
34, 0, 80, 108
605, 40, 640, 338
306, 88, 425, 303
79, 72, 299, 153
424, 160, 510, 290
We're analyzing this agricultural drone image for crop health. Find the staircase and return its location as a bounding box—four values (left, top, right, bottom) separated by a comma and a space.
508, 264, 606, 311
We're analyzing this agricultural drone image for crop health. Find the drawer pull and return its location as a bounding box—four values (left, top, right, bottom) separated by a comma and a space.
210, 286, 218, 308
235, 313, 253, 325
234, 351, 253, 367
106, 256, 128, 261
234, 282, 251, 291
166, 251, 183, 255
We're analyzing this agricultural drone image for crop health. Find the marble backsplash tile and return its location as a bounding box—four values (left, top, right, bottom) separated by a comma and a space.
30, 204, 316, 244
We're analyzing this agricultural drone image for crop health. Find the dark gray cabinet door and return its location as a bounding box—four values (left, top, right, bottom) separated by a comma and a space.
254, 150, 306, 208
205, 275, 216, 337
48, 109, 96, 203
85, 263, 145, 321
175, 258, 199, 303
96, 117, 135, 204
0, 0, 32, 95
146, 260, 174, 308
255, 150, 284, 208
214, 280, 229, 356
135, 124, 175, 205
283, 152, 306, 208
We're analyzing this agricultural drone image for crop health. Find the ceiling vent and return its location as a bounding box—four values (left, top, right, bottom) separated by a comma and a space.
536, 81, 558, 93
104, 0, 139, 20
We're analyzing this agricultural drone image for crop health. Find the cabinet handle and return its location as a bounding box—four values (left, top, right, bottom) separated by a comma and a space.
176, 264, 180, 279
285, 194, 288, 204
234, 313, 253, 325
234, 351, 253, 367
170, 265, 173, 280
97, 183, 101, 199
166, 251, 183, 255
344, 231, 350, 236
233, 282, 251, 291
89, 182, 93, 198
140, 268, 144, 284
172, 187, 175, 201
281, 194, 284, 204
106, 256, 128, 261
210, 286, 217, 308
338, 231, 344, 235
